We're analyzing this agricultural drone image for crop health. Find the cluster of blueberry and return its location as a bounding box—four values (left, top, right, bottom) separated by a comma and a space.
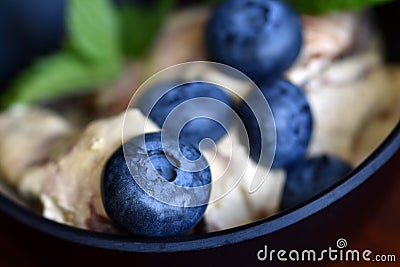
102, 81, 230, 237
206, 0, 352, 211
102, 0, 352, 237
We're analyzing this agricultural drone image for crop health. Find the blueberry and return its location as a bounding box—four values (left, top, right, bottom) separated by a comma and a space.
280, 155, 352, 210
137, 81, 233, 149
102, 132, 212, 237
237, 78, 312, 168
205, 0, 302, 81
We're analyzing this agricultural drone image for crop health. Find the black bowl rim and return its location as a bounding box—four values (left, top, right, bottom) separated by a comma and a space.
0, 122, 399, 252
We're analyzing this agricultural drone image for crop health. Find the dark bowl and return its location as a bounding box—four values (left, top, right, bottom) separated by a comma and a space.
0, 1, 399, 265
0, 123, 398, 265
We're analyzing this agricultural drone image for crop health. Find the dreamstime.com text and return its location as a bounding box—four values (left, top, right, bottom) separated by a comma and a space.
257, 238, 396, 263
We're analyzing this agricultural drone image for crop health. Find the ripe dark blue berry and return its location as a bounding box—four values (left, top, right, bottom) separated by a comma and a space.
102, 132, 211, 237
137, 81, 233, 149
205, 0, 302, 81
237, 78, 312, 168
280, 155, 352, 210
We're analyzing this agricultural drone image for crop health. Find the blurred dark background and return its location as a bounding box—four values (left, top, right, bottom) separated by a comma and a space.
0, 0, 65, 91
373, 0, 400, 62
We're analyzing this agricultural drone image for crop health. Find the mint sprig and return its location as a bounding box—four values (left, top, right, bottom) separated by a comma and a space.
287, 0, 393, 14
1, 0, 121, 108
1, 0, 176, 108
68, 0, 120, 62
0, 53, 120, 106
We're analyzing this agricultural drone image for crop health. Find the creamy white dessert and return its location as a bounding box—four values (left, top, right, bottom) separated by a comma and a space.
0, 105, 285, 232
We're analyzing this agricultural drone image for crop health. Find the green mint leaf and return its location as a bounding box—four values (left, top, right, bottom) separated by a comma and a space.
68, 0, 120, 61
287, 0, 393, 14
118, 0, 176, 58
0, 53, 121, 108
